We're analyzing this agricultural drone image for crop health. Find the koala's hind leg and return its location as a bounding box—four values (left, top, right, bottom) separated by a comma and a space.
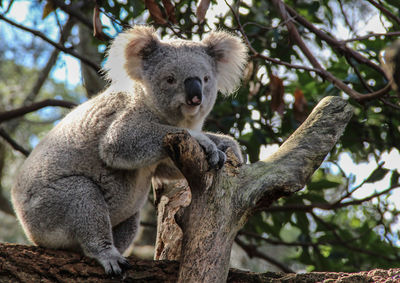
112, 212, 140, 254
61, 176, 130, 275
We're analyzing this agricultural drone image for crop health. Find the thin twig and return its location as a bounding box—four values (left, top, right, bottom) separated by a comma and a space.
51, 0, 93, 31
226, 0, 391, 102
0, 13, 101, 73
235, 237, 295, 273
261, 183, 400, 213
283, 3, 386, 77
380, 98, 400, 110
343, 31, 400, 43
344, 54, 374, 93
311, 212, 397, 262
0, 188, 15, 216
3, 0, 14, 14
0, 128, 30, 157
24, 17, 76, 105
337, 0, 355, 33
272, 0, 392, 102
224, 1, 322, 75
99, 7, 130, 30
366, 0, 400, 26
238, 230, 318, 247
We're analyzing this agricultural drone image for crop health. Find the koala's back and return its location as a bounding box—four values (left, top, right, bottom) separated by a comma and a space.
12, 90, 153, 246
15, 91, 120, 186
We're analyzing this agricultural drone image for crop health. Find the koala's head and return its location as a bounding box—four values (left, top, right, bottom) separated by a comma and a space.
104, 26, 248, 126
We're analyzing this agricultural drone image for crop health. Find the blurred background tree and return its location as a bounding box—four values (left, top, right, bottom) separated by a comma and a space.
0, 0, 399, 273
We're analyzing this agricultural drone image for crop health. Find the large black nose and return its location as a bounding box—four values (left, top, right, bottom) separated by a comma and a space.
184, 77, 202, 106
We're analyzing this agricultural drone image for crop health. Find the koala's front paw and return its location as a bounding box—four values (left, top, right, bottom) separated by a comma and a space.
211, 148, 227, 169
96, 247, 132, 276
217, 143, 244, 164
199, 140, 227, 170
206, 134, 244, 164
188, 130, 226, 170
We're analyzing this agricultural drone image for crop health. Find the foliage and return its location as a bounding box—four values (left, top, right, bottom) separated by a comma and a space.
0, 0, 400, 273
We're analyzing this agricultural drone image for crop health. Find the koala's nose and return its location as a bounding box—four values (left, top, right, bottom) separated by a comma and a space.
184, 77, 202, 106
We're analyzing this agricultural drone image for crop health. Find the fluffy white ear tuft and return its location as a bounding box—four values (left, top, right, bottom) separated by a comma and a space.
202, 31, 248, 95
103, 26, 159, 86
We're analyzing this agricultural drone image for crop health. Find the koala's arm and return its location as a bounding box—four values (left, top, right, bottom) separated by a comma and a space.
99, 116, 179, 170
205, 132, 244, 163
99, 115, 225, 170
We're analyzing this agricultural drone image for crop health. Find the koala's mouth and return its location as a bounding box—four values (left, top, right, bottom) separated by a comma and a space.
181, 103, 201, 116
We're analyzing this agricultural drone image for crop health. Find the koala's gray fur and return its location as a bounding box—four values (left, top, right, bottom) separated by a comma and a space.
12, 26, 248, 275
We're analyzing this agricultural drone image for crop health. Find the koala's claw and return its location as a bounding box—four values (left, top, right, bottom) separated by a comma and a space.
216, 149, 226, 169
119, 259, 133, 271
104, 257, 131, 276
97, 247, 131, 277
187, 130, 228, 170
206, 149, 226, 170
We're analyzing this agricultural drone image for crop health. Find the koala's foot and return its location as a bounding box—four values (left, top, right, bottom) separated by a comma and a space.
96, 246, 132, 276
188, 130, 226, 169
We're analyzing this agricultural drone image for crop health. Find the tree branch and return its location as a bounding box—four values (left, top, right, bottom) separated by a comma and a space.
282, 2, 386, 76
345, 54, 374, 92
0, 14, 101, 73
0, 188, 14, 216
366, 0, 400, 26
2, 243, 399, 282
0, 128, 30, 156
241, 96, 353, 210
272, 0, 392, 102
337, 0, 355, 33
227, 0, 392, 102
235, 237, 295, 273
22, 18, 76, 105
311, 212, 397, 262
224, 0, 322, 76
0, 99, 77, 123
343, 31, 400, 43
51, 0, 93, 32
261, 183, 399, 213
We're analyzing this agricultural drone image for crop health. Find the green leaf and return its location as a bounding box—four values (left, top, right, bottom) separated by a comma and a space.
365, 165, 390, 183
390, 170, 400, 187
308, 180, 341, 191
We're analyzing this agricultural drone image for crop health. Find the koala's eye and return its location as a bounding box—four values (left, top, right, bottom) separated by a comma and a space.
166, 76, 176, 84
204, 75, 209, 83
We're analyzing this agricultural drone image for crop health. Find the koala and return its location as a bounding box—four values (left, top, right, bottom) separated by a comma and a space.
11, 26, 247, 275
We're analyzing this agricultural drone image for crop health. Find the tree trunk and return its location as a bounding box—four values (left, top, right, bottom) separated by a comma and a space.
156, 96, 354, 282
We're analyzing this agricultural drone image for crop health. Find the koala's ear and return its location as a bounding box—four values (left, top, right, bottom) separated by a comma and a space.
103, 26, 159, 84
202, 31, 248, 95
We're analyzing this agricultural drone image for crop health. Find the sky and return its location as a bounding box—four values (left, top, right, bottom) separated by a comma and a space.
2, 1, 399, 204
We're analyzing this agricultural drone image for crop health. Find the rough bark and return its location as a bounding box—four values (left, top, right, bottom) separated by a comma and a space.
157, 96, 354, 283
154, 180, 191, 261
0, 243, 178, 283
1, 243, 399, 282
